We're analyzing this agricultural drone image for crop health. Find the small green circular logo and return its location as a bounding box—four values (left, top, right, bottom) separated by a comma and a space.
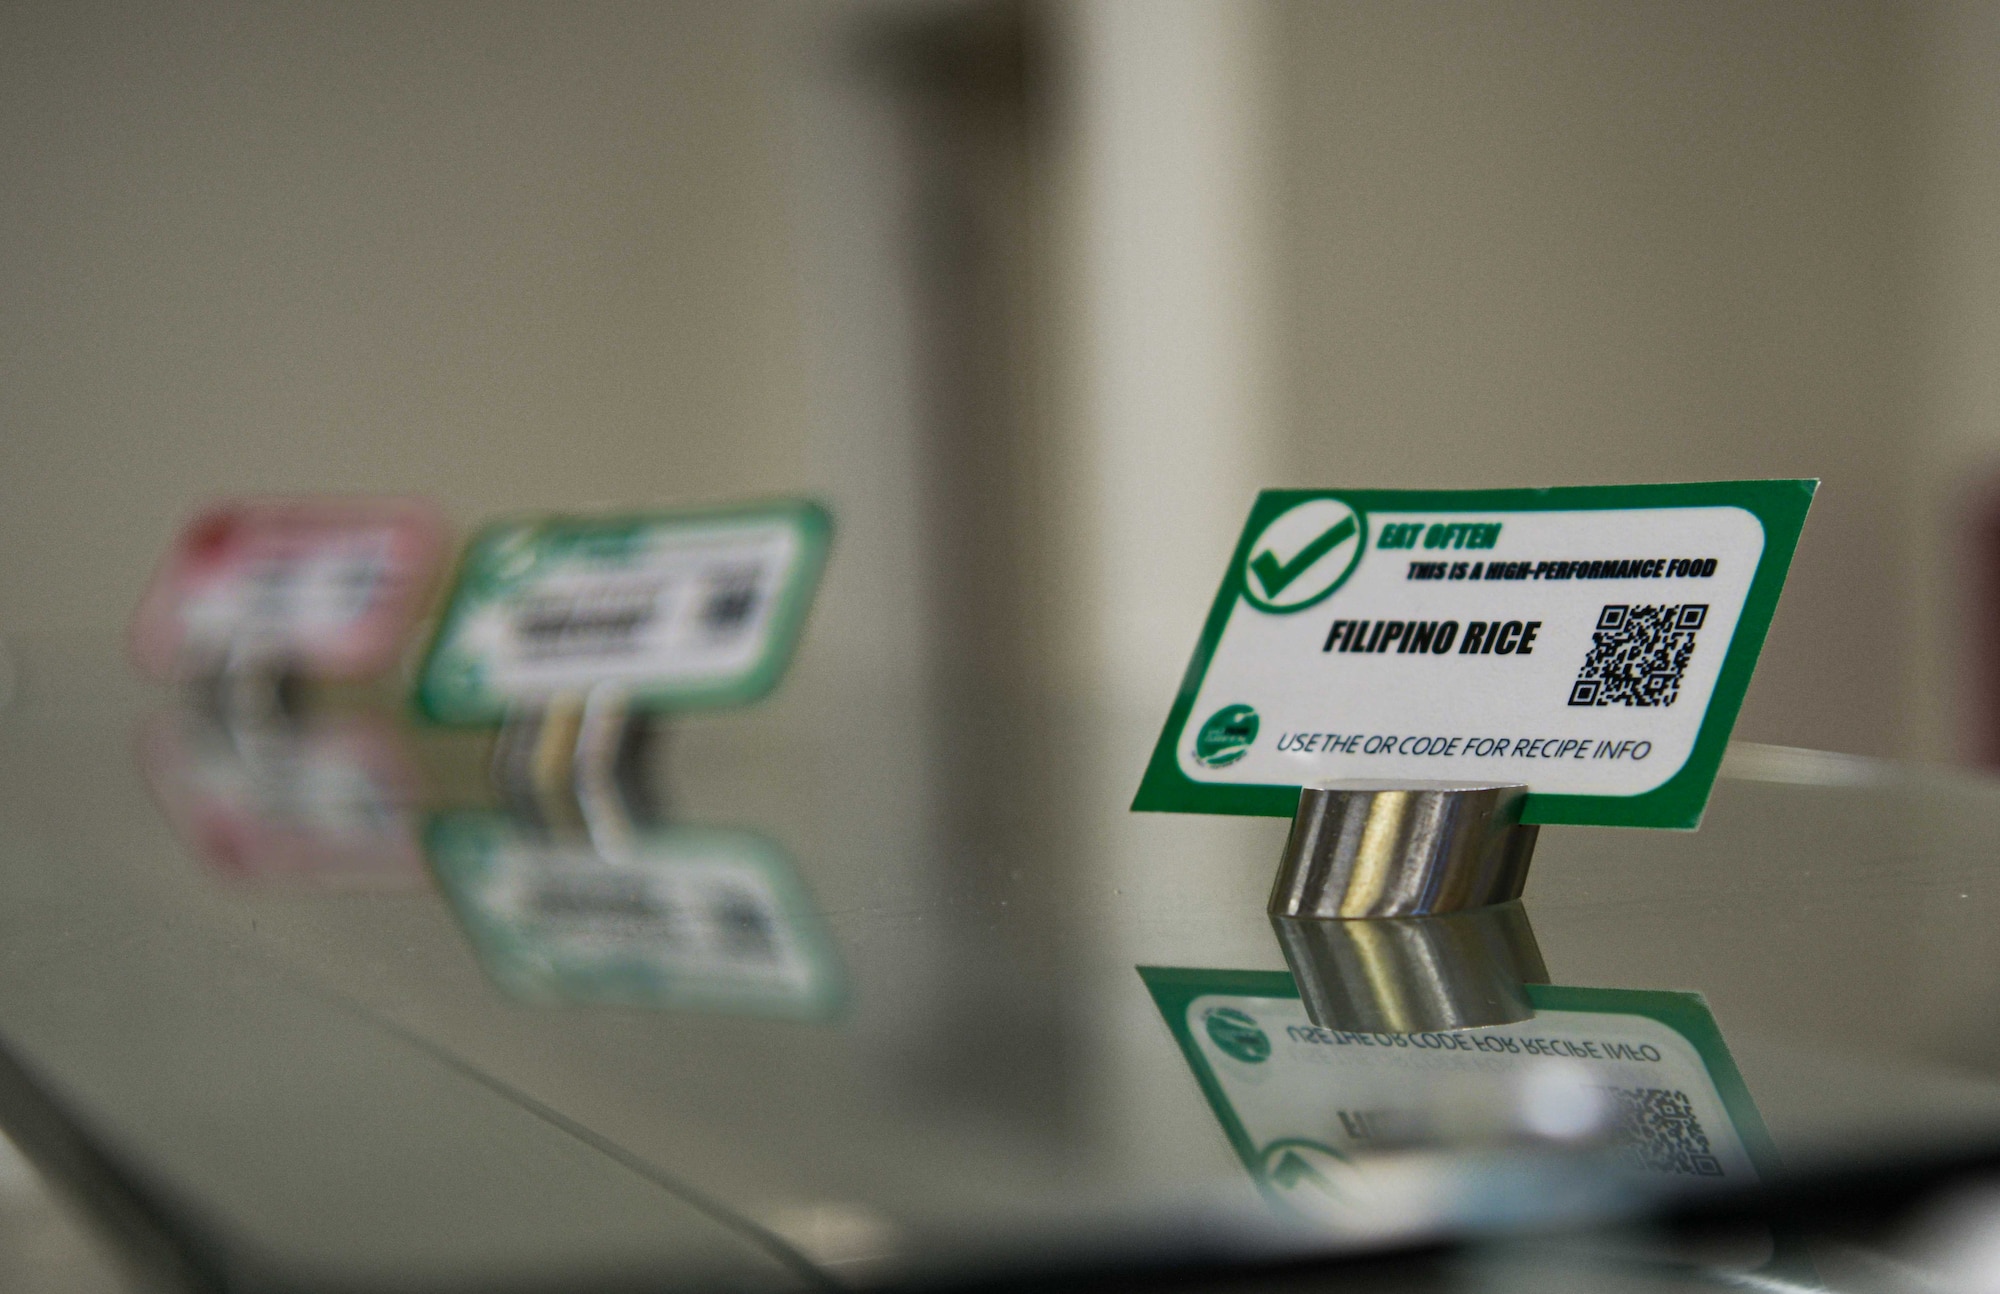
1241, 497, 1366, 613
1193, 704, 1259, 768
1204, 1006, 1271, 1063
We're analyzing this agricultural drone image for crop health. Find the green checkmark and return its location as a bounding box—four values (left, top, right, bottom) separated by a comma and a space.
1250, 515, 1356, 598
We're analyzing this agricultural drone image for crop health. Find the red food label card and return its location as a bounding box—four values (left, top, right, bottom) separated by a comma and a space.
132, 498, 449, 681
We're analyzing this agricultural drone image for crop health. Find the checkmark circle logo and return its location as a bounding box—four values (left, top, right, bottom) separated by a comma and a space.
1240, 498, 1367, 613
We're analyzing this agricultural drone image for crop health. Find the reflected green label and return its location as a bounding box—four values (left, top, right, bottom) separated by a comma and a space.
1141, 968, 1784, 1206
427, 812, 843, 1019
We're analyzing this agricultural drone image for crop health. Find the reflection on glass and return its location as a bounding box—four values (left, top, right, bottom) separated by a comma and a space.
1140, 967, 1782, 1250
427, 812, 842, 1018
1270, 901, 1549, 1033
139, 707, 426, 888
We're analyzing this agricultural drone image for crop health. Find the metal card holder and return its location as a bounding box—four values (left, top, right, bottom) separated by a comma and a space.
1270, 781, 1544, 1033
182, 638, 310, 731
492, 685, 663, 856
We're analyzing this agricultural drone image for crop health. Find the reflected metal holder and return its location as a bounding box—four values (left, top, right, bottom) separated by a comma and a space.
1270, 782, 1545, 1033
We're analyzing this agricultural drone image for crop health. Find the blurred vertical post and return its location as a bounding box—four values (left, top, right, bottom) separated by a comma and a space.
1050, 0, 1278, 716
1048, 0, 1294, 1192
1908, 0, 2000, 765
790, 0, 1286, 1169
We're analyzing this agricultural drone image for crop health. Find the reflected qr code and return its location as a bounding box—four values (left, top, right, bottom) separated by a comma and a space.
1568, 604, 1707, 707
1601, 1086, 1723, 1176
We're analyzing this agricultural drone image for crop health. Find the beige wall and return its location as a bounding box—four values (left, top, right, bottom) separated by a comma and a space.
1906, 0, 2000, 763
1272, 0, 1913, 756
6, 0, 1991, 763
0, 1, 810, 642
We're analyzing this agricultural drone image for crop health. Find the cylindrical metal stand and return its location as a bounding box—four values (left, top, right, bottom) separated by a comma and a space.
1268, 781, 1545, 1032
1270, 781, 1537, 919
1271, 902, 1549, 1033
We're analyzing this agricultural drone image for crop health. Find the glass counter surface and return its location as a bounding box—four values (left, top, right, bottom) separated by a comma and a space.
0, 639, 1995, 1292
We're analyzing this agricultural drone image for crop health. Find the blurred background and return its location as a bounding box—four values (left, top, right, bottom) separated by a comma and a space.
2, 0, 1997, 762
10, 6, 2000, 1287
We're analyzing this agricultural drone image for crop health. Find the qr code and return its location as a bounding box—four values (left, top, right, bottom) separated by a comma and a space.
1600, 1087, 1723, 1177
699, 566, 763, 637
1568, 604, 1707, 707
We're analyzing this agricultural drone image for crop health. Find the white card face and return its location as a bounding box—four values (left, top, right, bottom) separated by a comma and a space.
1185, 506, 1759, 797
470, 524, 795, 690
1135, 483, 1814, 829
417, 502, 830, 721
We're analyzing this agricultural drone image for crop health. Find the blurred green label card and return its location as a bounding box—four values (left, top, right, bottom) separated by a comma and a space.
1133, 481, 1814, 829
416, 501, 830, 722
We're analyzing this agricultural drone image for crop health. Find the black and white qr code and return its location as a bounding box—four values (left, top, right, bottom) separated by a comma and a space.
1600, 1086, 1723, 1177
699, 564, 764, 638
1568, 604, 1708, 708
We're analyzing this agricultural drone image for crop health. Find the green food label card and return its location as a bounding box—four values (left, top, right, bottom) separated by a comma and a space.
415, 501, 830, 722
1139, 967, 1780, 1217
1134, 481, 1814, 828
